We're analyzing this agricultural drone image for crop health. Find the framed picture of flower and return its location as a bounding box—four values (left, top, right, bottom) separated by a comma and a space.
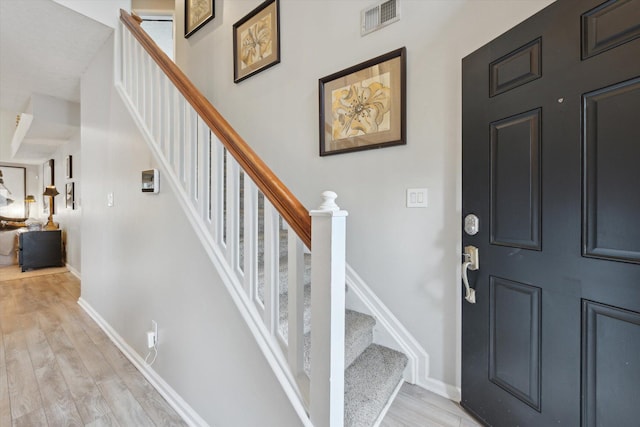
66, 155, 72, 179
185, 0, 214, 38
233, 0, 280, 83
65, 182, 75, 210
319, 47, 406, 156
42, 159, 54, 215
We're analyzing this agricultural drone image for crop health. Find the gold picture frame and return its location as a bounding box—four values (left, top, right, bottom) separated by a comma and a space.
185, 0, 214, 38
233, 0, 280, 83
319, 47, 406, 156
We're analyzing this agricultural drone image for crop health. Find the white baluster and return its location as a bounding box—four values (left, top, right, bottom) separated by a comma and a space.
175, 96, 185, 178
226, 156, 241, 271
288, 232, 310, 403
263, 201, 280, 334
210, 137, 225, 241
243, 179, 258, 296
197, 118, 210, 218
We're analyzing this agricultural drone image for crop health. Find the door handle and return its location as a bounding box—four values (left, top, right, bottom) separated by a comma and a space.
461, 246, 479, 304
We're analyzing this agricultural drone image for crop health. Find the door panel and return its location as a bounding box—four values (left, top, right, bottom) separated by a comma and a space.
582, 301, 640, 426
489, 38, 542, 97
490, 109, 541, 249
489, 277, 541, 410
462, 0, 640, 425
583, 77, 640, 263
582, 0, 640, 59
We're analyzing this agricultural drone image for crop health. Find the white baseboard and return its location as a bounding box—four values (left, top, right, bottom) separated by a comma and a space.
417, 377, 461, 402
66, 263, 81, 279
77, 298, 211, 427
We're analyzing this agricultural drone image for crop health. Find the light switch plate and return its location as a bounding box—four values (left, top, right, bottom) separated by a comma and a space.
107, 192, 114, 207
407, 188, 428, 208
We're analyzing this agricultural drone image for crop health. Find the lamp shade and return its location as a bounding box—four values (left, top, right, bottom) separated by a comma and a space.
25, 195, 36, 203
43, 185, 59, 197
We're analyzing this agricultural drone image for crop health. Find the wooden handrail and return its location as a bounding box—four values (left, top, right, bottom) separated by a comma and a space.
119, 10, 311, 248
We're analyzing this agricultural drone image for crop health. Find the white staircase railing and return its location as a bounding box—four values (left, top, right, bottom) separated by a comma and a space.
116, 10, 347, 426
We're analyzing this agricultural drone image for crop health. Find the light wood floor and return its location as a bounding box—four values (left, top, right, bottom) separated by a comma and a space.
0, 271, 187, 426
381, 383, 482, 427
1, 270, 482, 427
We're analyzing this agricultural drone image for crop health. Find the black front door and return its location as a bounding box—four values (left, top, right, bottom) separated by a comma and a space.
462, 0, 640, 425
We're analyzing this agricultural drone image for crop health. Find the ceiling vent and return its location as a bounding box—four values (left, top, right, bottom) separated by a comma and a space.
361, 0, 400, 36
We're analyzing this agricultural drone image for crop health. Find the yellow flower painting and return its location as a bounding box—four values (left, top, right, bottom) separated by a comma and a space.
319, 48, 405, 155
189, 0, 210, 27
240, 14, 273, 70
331, 73, 392, 141
233, 0, 280, 83
185, 0, 214, 38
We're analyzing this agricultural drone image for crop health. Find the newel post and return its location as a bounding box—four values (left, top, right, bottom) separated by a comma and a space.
309, 191, 348, 427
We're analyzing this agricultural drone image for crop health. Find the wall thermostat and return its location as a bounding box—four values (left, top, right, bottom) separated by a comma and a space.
142, 169, 159, 193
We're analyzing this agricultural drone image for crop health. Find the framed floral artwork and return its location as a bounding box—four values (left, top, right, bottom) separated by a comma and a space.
42, 159, 54, 215
233, 0, 280, 83
66, 182, 75, 210
319, 47, 406, 156
66, 155, 73, 179
185, 0, 214, 38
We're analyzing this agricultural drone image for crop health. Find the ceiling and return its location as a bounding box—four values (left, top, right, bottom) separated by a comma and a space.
0, 0, 113, 163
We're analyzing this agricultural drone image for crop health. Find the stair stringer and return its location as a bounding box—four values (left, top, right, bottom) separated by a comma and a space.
344, 265, 461, 401
114, 82, 313, 427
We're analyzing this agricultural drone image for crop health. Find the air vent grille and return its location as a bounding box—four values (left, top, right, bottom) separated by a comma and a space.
380, 0, 397, 23
361, 0, 400, 36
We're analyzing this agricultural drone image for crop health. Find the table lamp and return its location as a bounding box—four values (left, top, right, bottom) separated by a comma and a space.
43, 186, 59, 230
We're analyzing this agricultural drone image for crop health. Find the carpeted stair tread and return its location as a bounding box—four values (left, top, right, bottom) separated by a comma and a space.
344, 310, 376, 369
344, 344, 408, 427
302, 309, 376, 374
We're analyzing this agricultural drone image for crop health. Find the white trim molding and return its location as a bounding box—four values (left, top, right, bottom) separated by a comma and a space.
66, 263, 81, 280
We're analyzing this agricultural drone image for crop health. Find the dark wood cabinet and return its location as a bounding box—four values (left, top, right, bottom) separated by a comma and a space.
19, 230, 63, 272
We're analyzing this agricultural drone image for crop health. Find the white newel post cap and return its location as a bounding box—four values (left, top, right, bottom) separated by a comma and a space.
310, 191, 349, 216
319, 191, 339, 211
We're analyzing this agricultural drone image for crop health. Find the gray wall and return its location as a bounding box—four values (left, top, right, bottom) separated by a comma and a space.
173, 0, 554, 390
52, 130, 81, 274
80, 34, 303, 426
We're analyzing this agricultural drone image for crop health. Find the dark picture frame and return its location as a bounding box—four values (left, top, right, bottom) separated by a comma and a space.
42, 159, 54, 215
185, 0, 214, 38
66, 182, 75, 210
319, 47, 406, 156
66, 155, 73, 179
233, 0, 280, 83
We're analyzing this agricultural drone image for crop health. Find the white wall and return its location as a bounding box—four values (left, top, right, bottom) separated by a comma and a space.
51, 130, 82, 274
174, 0, 554, 390
81, 34, 303, 426
0, 111, 17, 161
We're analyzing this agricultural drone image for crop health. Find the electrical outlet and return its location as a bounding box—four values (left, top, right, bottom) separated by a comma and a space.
146, 320, 158, 348
152, 320, 158, 339
147, 331, 156, 348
